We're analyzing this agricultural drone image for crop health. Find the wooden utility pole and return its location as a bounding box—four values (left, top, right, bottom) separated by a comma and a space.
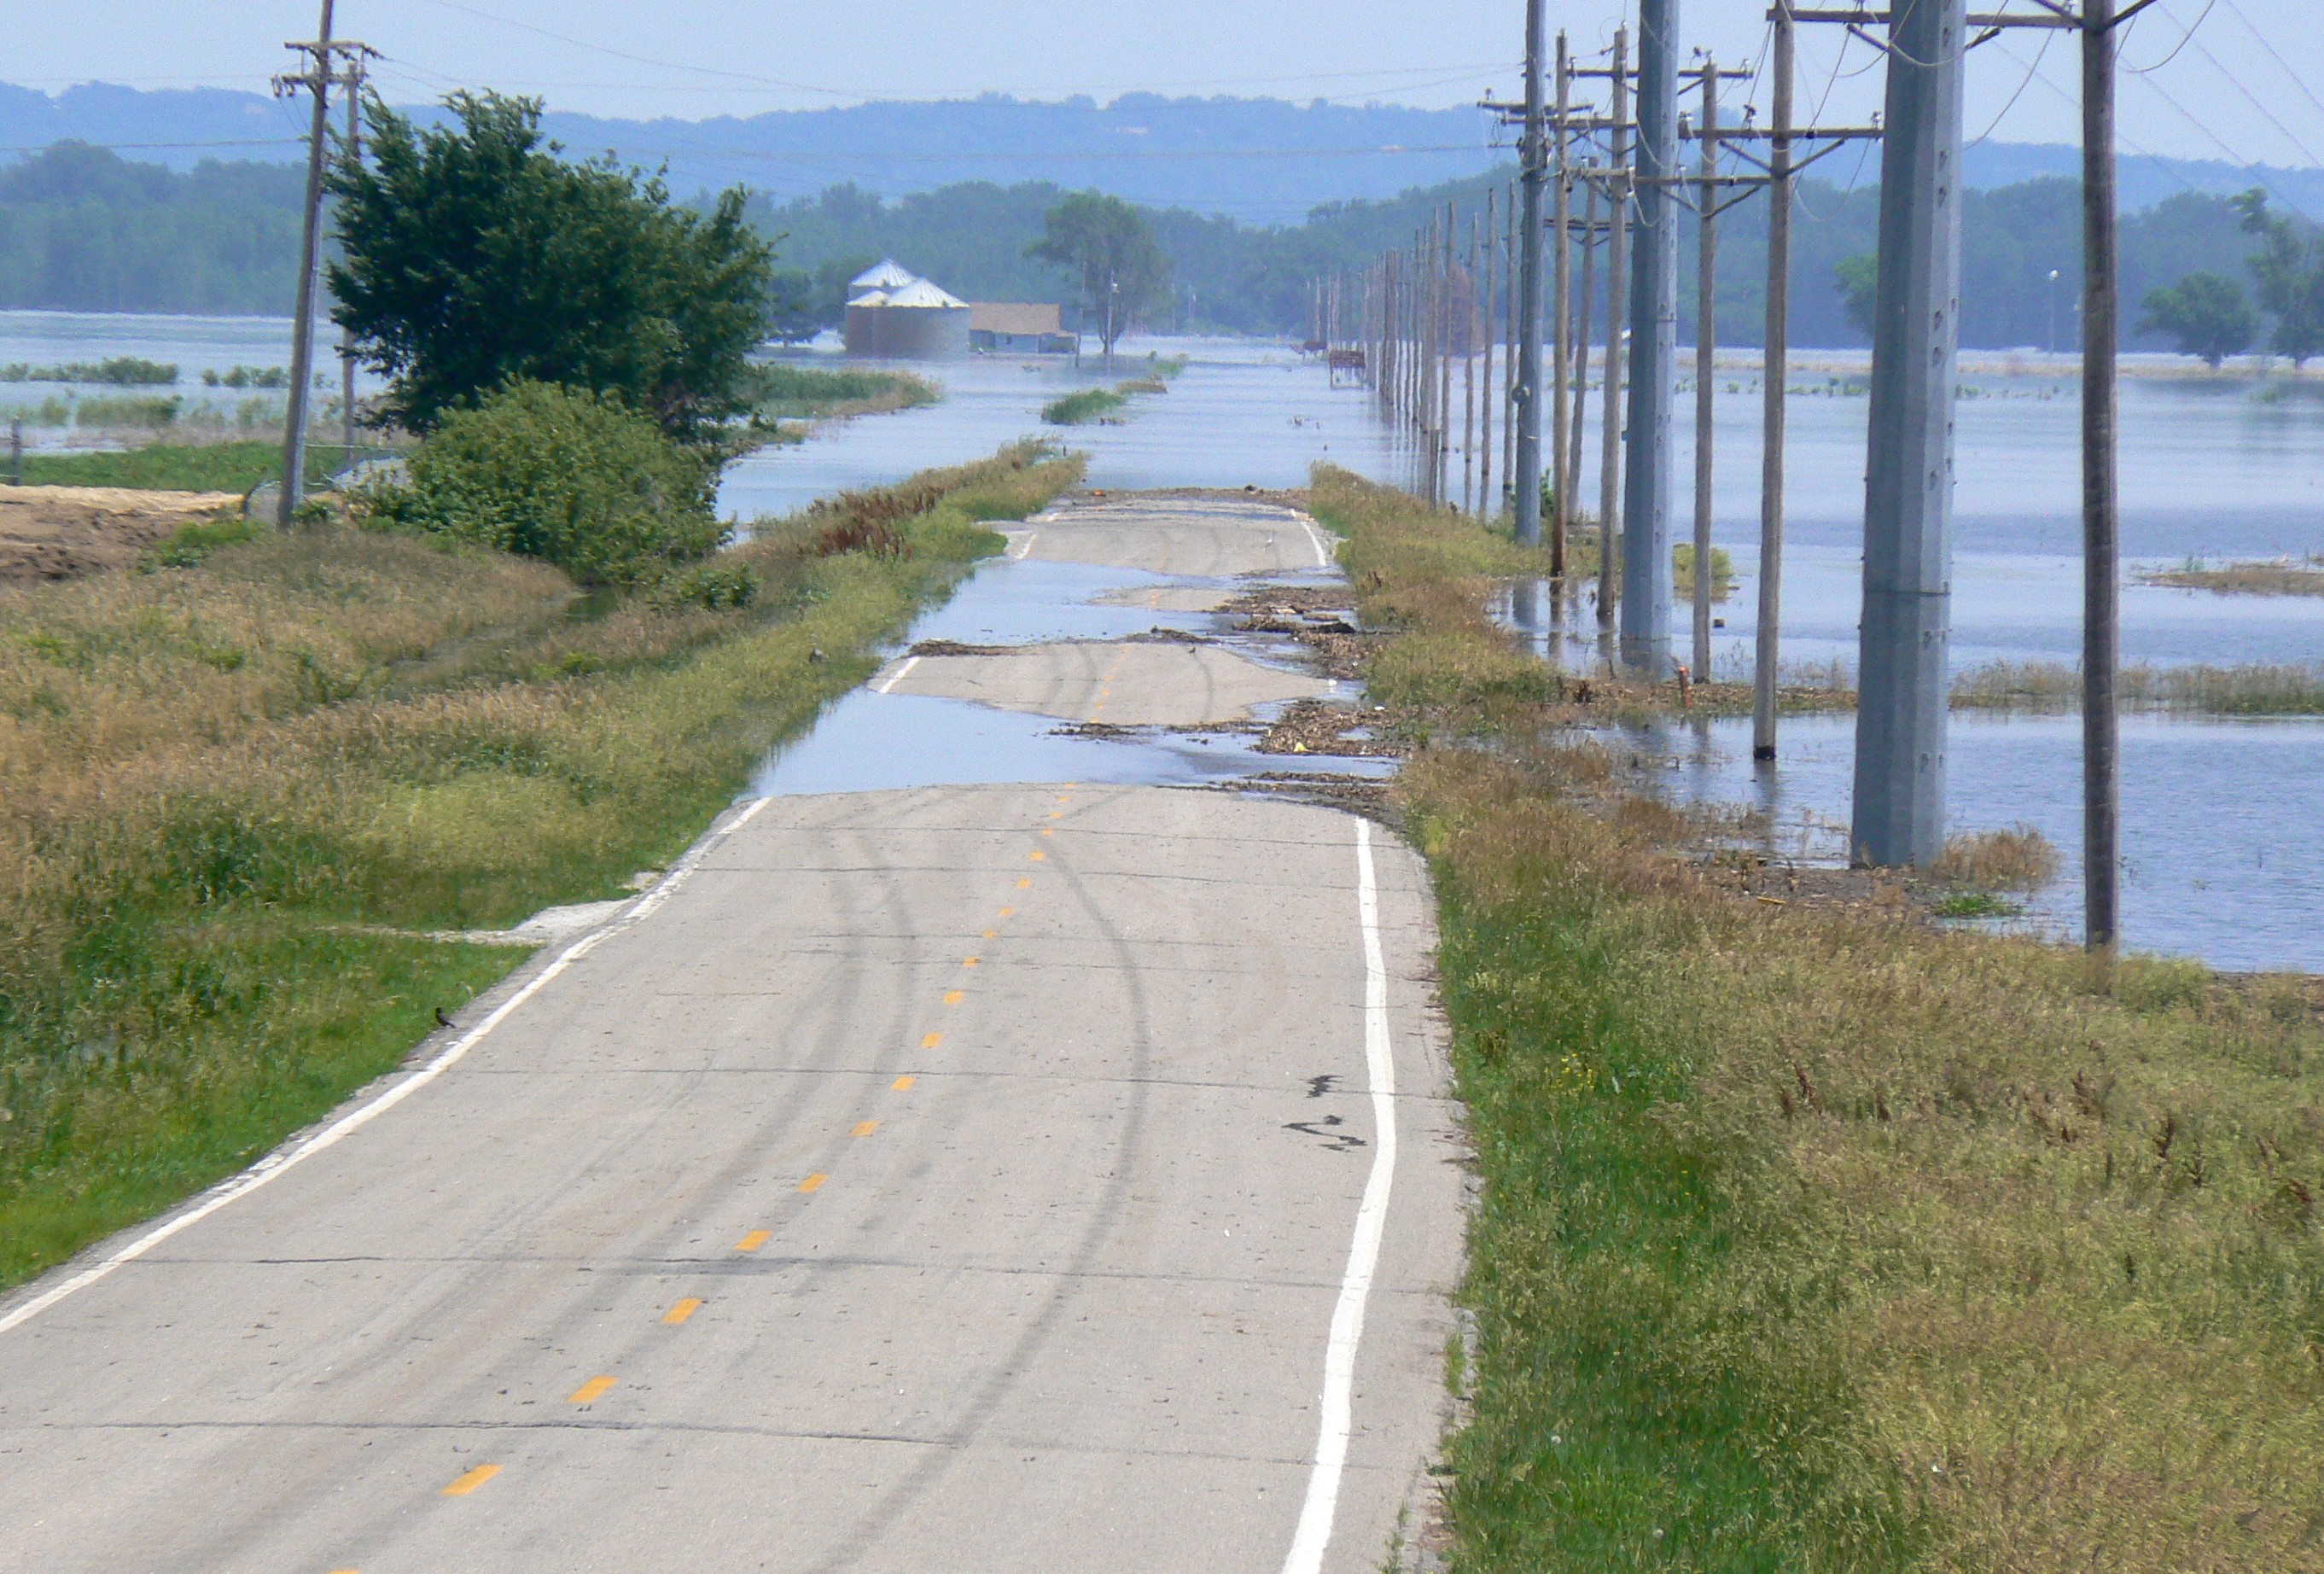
1504, 184, 1518, 496
1481, 188, 1496, 515
1551, 32, 1574, 576
1570, 172, 1598, 568
1465, 215, 1479, 513
276, 0, 336, 526
1756, 3, 1797, 761
2083, 0, 2120, 953
339, 51, 365, 464
1692, 58, 1720, 686
1596, 26, 1631, 634
1440, 207, 1456, 505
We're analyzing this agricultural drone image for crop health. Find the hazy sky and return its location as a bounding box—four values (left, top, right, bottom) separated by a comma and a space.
9, 0, 2320, 170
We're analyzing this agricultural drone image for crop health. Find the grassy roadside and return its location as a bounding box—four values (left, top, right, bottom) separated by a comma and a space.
745, 364, 939, 441
0, 440, 1082, 1291
1307, 465, 2324, 1572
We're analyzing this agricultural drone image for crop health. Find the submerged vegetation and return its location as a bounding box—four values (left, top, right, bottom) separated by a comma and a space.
1951, 658, 2324, 715
1307, 463, 2324, 1573
2138, 555, 2324, 597
11, 440, 345, 495
1041, 386, 1131, 425
0, 440, 1082, 1291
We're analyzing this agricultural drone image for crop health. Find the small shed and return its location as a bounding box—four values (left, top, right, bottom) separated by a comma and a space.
969, 302, 1075, 355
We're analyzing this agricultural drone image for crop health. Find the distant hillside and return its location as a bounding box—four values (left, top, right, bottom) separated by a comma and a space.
1, 82, 2317, 224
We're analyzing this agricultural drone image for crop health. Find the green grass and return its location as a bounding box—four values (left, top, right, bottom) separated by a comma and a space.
15, 439, 347, 493
0, 440, 1083, 1293
744, 361, 939, 420
1041, 386, 1132, 425
1314, 463, 2324, 1573
1931, 890, 2024, 918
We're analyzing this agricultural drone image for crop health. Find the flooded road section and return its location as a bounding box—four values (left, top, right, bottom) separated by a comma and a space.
753, 494, 1387, 798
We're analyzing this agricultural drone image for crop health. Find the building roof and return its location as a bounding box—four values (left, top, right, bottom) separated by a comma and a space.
849, 259, 919, 294
882, 278, 968, 310
847, 289, 891, 308
969, 301, 1063, 335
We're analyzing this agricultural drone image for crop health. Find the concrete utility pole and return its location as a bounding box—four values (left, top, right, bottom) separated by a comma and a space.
277, 0, 336, 527
1570, 171, 1598, 574
1550, 32, 1574, 576
1512, 0, 1548, 545
1755, 2, 1797, 761
1621, 0, 1680, 679
1852, 0, 1966, 869
2082, 0, 2121, 953
1691, 56, 1719, 687
1596, 28, 1630, 635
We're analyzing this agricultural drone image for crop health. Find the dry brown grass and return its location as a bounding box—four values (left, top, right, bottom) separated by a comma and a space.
1927, 825, 2062, 890
2138, 557, 2324, 597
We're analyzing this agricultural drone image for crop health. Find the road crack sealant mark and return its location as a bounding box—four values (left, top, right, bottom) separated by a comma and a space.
0, 796, 776, 1341
1280, 819, 1398, 1574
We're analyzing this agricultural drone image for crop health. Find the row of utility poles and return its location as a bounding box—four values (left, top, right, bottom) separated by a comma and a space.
1321, 0, 2155, 954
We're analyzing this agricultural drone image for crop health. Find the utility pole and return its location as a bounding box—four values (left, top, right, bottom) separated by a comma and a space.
1551, 32, 1574, 577
1691, 55, 1720, 686
1851, 0, 1966, 870
2083, 0, 2120, 953
276, 0, 336, 527
1596, 27, 1630, 636
1504, 184, 1517, 498
1756, 3, 1797, 761
339, 50, 365, 465
1465, 215, 1479, 513
1481, 187, 1496, 516
1570, 171, 1598, 573
1440, 207, 1456, 505
1512, 0, 1548, 545
1622, 0, 1680, 679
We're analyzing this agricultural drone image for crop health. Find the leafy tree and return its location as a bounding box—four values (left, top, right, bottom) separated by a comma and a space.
2234, 189, 2324, 367
2137, 271, 2255, 367
1028, 191, 1170, 357
326, 91, 774, 443
1835, 254, 1879, 337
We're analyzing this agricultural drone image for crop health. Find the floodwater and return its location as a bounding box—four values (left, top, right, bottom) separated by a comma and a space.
18, 310, 2320, 970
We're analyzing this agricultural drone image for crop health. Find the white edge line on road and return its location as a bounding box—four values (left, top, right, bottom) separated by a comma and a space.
874, 654, 921, 695
1281, 818, 1399, 1574
1010, 530, 1040, 561
0, 796, 775, 1341
1301, 518, 1334, 568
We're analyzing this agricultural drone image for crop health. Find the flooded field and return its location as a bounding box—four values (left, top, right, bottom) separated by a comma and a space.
17, 311, 2320, 969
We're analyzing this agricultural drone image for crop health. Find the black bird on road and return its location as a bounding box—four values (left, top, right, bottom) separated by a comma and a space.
434, 1006, 455, 1029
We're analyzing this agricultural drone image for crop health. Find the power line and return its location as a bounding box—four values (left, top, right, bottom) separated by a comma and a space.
2218, 0, 2324, 126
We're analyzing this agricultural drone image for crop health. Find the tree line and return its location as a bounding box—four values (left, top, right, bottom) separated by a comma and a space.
0, 135, 2314, 360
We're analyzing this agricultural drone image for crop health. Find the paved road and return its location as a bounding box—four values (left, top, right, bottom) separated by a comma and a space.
883, 640, 1324, 726
0, 497, 1459, 1573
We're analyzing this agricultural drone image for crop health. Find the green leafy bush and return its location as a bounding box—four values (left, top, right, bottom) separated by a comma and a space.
654, 562, 759, 610
363, 380, 724, 586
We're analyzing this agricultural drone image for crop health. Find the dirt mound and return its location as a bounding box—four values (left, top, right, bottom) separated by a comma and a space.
0, 484, 243, 586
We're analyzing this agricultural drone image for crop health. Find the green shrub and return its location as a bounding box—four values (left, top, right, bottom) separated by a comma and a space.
139, 514, 269, 570
655, 562, 759, 610
364, 380, 724, 586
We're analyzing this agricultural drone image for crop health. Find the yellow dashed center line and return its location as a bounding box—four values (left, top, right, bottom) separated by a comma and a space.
998, 906, 1016, 917
943, 989, 964, 1005
1028, 851, 1044, 862
734, 1230, 771, 1252
891, 1075, 916, 1091
441, 1464, 501, 1497
797, 1173, 828, 1193
852, 1121, 878, 1137
982, 929, 997, 939
1016, 877, 1031, 889
569, 1376, 614, 1404
662, 1297, 702, 1325
962, 956, 979, 967
922, 1030, 942, 1048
